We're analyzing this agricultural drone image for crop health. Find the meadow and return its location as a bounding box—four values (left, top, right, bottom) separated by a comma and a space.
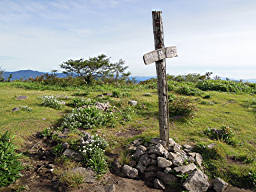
0, 77, 256, 191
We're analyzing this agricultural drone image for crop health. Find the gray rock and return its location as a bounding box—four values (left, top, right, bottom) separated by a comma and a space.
156, 171, 177, 185
131, 139, 143, 146
145, 165, 160, 172
169, 138, 176, 147
62, 142, 70, 149
154, 178, 165, 190
174, 163, 197, 174
63, 149, 82, 161
149, 153, 157, 159
12, 107, 20, 112
207, 143, 216, 149
164, 167, 172, 174
128, 100, 138, 106
70, 167, 96, 183
122, 165, 138, 179
16, 96, 27, 100
139, 154, 151, 167
212, 177, 228, 192
132, 145, 147, 159
168, 152, 184, 166
172, 143, 183, 152
183, 144, 193, 152
148, 143, 168, 157
157, 157, 172, 168
143, 93, 152, 97
104, 184, 116, 192
195, 153, 203, 167
150, 138, 167, 146
183, 169, 209, 192
136, 162, 146, 174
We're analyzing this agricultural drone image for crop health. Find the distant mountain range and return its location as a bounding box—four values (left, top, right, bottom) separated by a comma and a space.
2, 70, 256, 83
2, 70, 154, 82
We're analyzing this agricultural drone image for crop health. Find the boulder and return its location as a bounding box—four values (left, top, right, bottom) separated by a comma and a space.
157, 157, 172, 168
212, 177, 228, 192
168, 152, 184, 166
139, 154, 151, 167
174, 163, 197, 174
164, 167, 172, 174
136, 162, 146, 174
195, 153, 203, 167
148, 143, 168, 157
183, 169, 209, 192
122, 165, 138, 179
156, 171, 177, 186
16, 96, 27, 100
132, 145, 147, 159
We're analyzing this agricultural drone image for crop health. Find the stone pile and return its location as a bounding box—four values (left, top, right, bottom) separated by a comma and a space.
118, 138, 228, 192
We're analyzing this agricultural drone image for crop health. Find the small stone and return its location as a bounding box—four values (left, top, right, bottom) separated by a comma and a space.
157, 157, 172, 168
156, 171, 177, 185
183, 169, 209, 192
12, 107, 20, 112
42, 118, 46, 120
143, 93, 152, 97
212, 177, 228, 192
16, 96, 27, 100
168, 152, 184, 166
63, 149, 82, 161
132, 145, 147, 159
128, 100, 137, 106
62, 142, 69, 149
164, 167, 172, 174
207, 143, 216, 149
104, 184, 116, 192
128, 145, 136, 151
169, 138, 176, 147
148, 143, 168, 157
174, 163, 197, 174
131, 139, 143, 146
183, 144, 193, 152
149, 154, 157, 159
122, 165, 138, 179
172, 143, 183, 152
136, 162, 146, 174
145, 165, 160, 172
139, 154, 151, 167
103, 93, 113, 96
195, 153, 203, 167
154, 178, 165, 190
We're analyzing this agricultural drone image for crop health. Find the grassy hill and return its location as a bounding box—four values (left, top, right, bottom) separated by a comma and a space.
0, 79, 255, 191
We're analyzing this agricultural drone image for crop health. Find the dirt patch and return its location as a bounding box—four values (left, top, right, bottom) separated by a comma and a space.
116, 127, 143, 138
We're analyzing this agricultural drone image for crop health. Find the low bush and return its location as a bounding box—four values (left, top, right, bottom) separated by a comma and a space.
176, 86, 202, 96
69, 98, 96, 108
169, 97, 197, 118
41, 95, 65, 109
112, 90, 131, 98
76, 134, 108, 174
60, 106, 116, 130
204, 126, 235, 145
196, 80, 255, 93
0, 131, 23, 187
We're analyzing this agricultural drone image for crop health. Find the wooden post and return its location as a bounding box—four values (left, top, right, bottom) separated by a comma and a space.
152, 11, 169, 147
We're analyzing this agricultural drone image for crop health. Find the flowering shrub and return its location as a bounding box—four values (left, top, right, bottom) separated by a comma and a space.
41, 95, 65, 109
0, 131, 23, 187
76, 133, 108, 174
204, 126, 235, 145
69, 98, 96, 108
60, 106, 116, 130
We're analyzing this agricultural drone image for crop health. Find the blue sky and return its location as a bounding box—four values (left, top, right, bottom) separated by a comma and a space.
0, 0, 256, 79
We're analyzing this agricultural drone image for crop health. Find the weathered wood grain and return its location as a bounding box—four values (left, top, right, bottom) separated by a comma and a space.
152, 11, 170, 147
143, 46, 177, 65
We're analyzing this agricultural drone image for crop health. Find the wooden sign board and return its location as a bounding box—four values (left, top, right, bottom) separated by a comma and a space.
143, 46, 177, 65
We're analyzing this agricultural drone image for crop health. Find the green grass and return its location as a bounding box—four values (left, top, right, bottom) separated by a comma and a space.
0, 81, 256, 189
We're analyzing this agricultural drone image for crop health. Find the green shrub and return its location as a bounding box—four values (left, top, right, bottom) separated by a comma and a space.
69, 98, 96, 108
204, 126, 235, 145
196, 80, 255, 93
60, 107, 116, 130
76, 134, 108, 174
176, 86, 202, 96
0, 131, 23, 187
112, 90, 131, 98
41, 95, 64, 109
169, 97, 197, 118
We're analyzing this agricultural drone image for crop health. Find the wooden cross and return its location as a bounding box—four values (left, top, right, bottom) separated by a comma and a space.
143, 11, 178, 147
